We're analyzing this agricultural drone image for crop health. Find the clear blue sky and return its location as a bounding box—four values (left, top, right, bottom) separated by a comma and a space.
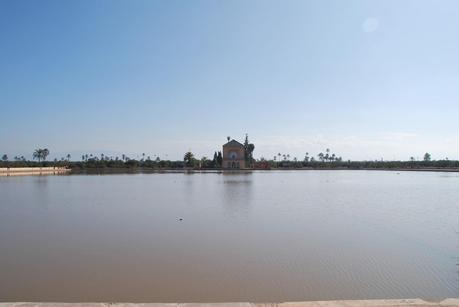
1, 0, 459, 161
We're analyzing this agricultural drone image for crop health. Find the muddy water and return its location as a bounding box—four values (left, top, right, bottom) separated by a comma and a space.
0, 171, 458, 302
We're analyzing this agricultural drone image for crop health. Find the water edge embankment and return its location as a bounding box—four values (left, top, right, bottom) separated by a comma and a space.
0, 167, 71, 176
0, 299, 458, 307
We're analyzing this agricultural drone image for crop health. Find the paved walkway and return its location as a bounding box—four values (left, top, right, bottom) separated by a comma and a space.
1, 299, 459, 307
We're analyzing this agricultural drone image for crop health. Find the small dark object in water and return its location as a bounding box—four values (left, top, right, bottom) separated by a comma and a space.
179, 218, 183, 221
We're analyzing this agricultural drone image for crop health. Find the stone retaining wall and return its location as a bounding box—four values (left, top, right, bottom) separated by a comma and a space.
0, 167, 70, 176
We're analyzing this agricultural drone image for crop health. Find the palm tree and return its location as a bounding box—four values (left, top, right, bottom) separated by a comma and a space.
66, 154, 71, 162
42, 149, 49, 161
33, 149, 42, 162
1, 154, 7, 162
33, 148, 49, 163
318, 152, 324, 162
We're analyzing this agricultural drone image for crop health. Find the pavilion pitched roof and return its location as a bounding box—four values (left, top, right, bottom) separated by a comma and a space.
223, 139, 244, 147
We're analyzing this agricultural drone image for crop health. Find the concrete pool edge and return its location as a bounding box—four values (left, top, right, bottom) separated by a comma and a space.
1, 299, 458, 307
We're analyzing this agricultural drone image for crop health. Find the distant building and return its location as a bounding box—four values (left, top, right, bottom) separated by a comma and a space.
222, 139, 245, 169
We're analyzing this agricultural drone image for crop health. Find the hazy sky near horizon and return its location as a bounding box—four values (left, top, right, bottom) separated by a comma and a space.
1, 0, 459, 161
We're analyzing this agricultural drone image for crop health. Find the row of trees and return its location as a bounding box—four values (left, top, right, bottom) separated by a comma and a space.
183, 151, 224, 168
2, 148, 50, 163
1, 148, 52, 167
257, 151, 459, 169
268, 148, 342, 168
2, 147, 458, 170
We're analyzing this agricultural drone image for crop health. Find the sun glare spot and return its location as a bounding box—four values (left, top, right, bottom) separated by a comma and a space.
362, 17, 380, 33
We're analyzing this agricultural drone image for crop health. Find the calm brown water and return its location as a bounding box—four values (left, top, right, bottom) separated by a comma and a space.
0, 170, 458, 302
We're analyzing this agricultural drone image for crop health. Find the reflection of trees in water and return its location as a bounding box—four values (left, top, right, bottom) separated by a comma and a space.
223, 179, 252, 184
32, 175, 51, 210
35, 175, 49, 185
222, 173, 253, 188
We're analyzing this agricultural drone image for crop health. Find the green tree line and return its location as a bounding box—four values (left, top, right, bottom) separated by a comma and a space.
2, 147, 459, 170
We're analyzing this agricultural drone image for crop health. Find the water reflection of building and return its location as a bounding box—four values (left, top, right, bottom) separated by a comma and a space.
222, 139, 245, 169
221, 173, 253, 216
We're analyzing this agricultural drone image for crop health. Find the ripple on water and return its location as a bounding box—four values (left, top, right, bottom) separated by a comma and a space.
0, 170, 458, 301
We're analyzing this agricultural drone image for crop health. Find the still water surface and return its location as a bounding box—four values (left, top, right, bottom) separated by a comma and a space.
0, 171, 458, 302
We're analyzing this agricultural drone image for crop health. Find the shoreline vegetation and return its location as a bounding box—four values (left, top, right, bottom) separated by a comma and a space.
2, 148, 459, 173
4, 167, 459, 177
